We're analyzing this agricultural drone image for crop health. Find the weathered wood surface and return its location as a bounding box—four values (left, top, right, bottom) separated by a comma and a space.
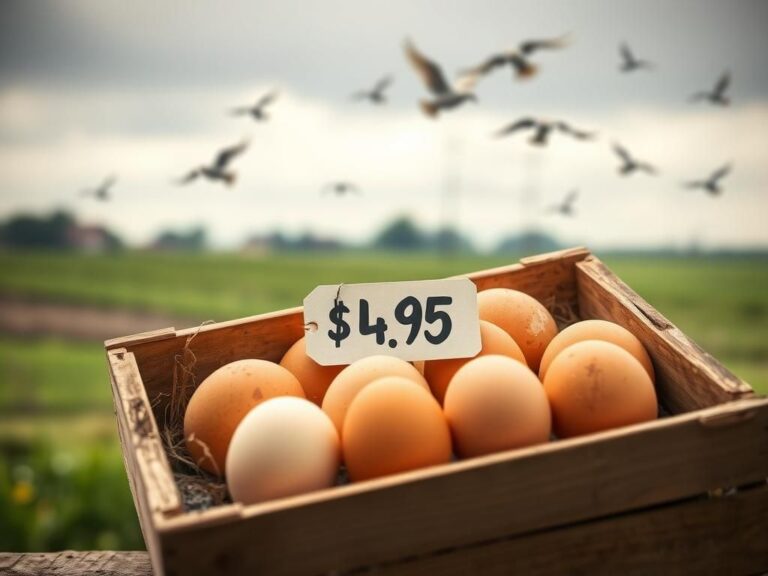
372, 483, 768, 576
0, 551, 151, 575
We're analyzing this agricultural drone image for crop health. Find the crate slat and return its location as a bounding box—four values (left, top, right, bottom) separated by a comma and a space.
370, 483, 768, 576
576, 258, 753, 412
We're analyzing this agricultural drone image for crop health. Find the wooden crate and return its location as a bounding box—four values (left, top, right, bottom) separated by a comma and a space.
104, 247, 768, 576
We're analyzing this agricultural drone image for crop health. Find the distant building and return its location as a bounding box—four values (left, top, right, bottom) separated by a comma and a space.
241, 235, 274, 257
66, 224, 118, 253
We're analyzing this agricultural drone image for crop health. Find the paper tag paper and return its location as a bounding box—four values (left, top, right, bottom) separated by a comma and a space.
303, 278, 480, 366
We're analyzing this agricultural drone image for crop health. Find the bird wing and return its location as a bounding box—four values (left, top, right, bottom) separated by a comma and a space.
466, 54, 508, 76
714, 71, 731, 96
256, 91, 278, 108
373, 76, 393, 93
711, 163, 732, 182
519, 34, 569, 55
176, 169, 201, 185
214, 140, 249, 169
495, 117, 537, 137
620, 43, 634, 63
101, 175, 117, 190
229, 106, 251, 116
556, 121, 594, 140
564, 189, 578, 205
613, 143, 633, 163
404, 39, 451, 95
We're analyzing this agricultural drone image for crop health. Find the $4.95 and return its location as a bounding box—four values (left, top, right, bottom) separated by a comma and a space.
329, 296, 453, 349
303, 278, 480, 365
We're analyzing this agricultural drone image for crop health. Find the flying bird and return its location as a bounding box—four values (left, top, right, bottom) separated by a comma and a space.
322, 181, 361, 196
460, 35, 569, 84
176, 140, 249, 187
494, 117, 595, 146
547, 190, 578, 216
613, 143, 657, 176
404, 39, 477, 118
690, 71, 731, 106
684, 164, 732, 195
230, 90, 279, 121
80, 175, 116, 201
352, 76, 393, 104
619, 43, 652, 72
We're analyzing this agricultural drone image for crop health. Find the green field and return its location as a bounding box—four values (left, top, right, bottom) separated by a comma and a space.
1, 249, 766, 551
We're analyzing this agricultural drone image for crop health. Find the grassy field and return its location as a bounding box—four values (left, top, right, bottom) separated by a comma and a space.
1, 249, 766, 551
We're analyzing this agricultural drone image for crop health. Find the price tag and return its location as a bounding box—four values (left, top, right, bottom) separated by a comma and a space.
303, 278, 480, 366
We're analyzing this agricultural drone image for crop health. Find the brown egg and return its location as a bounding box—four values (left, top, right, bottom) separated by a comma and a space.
543, 340, 657, 438
477, 288, 558, 372
343, 377, 452, 482
539, 319, 655, 382
279, 336, 346, 405
183, 359, 305, 476
424, 320, 527, 405
444, 355, 551, 458
322, 355, 429, 437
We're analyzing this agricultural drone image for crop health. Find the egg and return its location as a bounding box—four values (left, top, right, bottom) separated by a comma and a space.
342, 377, 452, 481
279, 336, 346, 405
322, 355, 430, 436
477, 288, 558, 372
539, 319, 655, 382
183, 359, 305, 476
443, 355, 551, 457
542, 340, 658, 438
424, 320, 527, 405
226, 397, 340, 504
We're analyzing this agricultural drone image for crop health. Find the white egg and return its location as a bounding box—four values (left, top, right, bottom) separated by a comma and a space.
225, 397, 340, 505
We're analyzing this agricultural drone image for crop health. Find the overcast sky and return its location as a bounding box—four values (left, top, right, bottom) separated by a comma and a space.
1, 0, 767, 250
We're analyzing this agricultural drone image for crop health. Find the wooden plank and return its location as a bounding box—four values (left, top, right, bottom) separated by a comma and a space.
371, 483, 768, 576
105, 327, 177, 350
108, 349, 181, 515
576, 257, 755, 413
0, 551, 152, 575
108, 348, 181, 576
156, 398, 768, 576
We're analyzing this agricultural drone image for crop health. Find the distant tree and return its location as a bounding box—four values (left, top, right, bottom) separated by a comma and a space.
495, 230, 562, 255
430, 227, 474, 253
0, 211, 76, 249
152, 226, 207, 251
373, 216, 426, 251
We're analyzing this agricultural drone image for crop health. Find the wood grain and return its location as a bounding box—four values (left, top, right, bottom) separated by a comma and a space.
370, 483, 768, 576
107, 348, 180, 576
156, 398, 768, 576
576, 257, 754, 413
0, 551, 152, 576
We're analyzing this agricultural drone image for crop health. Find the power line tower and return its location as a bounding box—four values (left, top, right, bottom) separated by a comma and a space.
439, 133, 464, 256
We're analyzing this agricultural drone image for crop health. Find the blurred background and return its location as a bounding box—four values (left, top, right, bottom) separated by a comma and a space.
1, 0, 766, 551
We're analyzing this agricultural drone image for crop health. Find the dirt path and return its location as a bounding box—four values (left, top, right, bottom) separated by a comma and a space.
0, 294, 199, 342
